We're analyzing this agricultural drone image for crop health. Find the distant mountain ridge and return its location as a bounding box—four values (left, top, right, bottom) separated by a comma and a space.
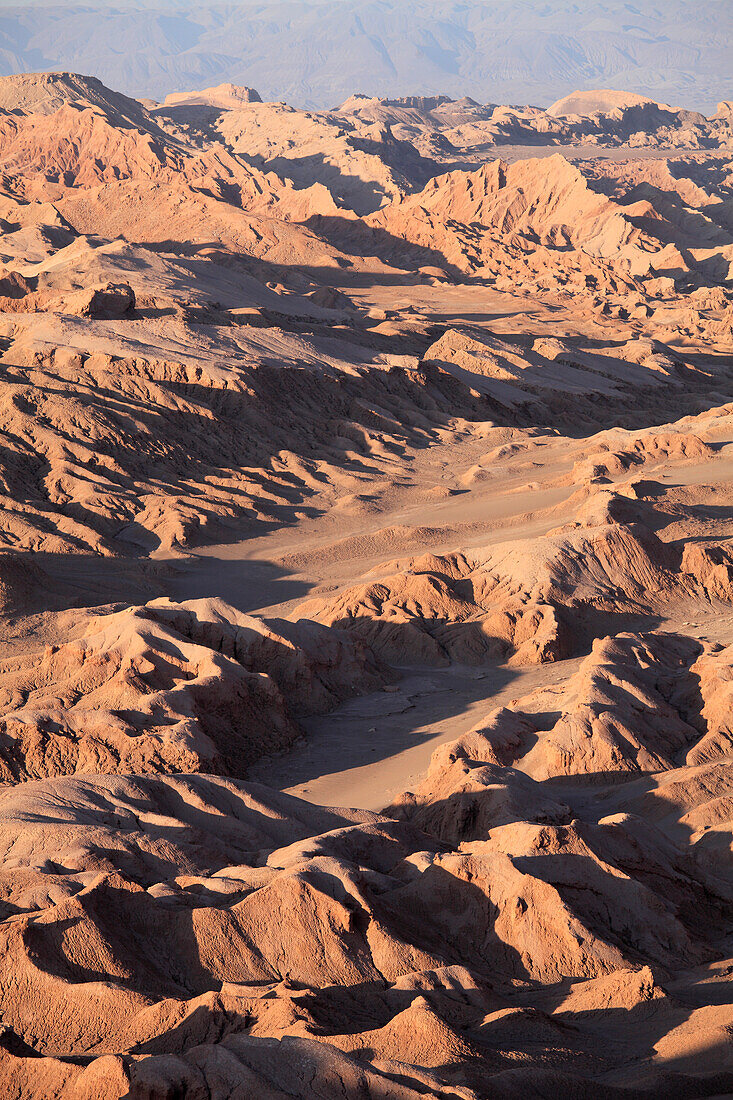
0, 0, 729, 112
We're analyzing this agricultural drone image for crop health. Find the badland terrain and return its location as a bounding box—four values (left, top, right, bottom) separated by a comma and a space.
0, 70, 731, 1097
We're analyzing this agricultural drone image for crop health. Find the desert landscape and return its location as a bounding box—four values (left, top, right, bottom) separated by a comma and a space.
0, 62, 731, 1098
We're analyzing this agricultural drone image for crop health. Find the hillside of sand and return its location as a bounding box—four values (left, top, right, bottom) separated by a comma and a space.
0, 70, 732, 1098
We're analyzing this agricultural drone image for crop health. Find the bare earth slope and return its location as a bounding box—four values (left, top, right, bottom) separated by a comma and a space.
0, 70, 733, 1097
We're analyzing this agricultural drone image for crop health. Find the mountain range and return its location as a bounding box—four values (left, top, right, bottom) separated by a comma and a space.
0, 0, 729, 111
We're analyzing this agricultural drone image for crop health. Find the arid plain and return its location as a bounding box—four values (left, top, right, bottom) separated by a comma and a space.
0, 72, 732, 1097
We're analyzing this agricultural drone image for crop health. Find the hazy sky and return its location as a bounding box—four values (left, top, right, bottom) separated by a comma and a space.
0, 1, 728, 110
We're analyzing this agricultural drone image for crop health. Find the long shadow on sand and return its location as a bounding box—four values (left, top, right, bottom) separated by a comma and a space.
253, 657, 522, 792
0, 549, 312, 620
